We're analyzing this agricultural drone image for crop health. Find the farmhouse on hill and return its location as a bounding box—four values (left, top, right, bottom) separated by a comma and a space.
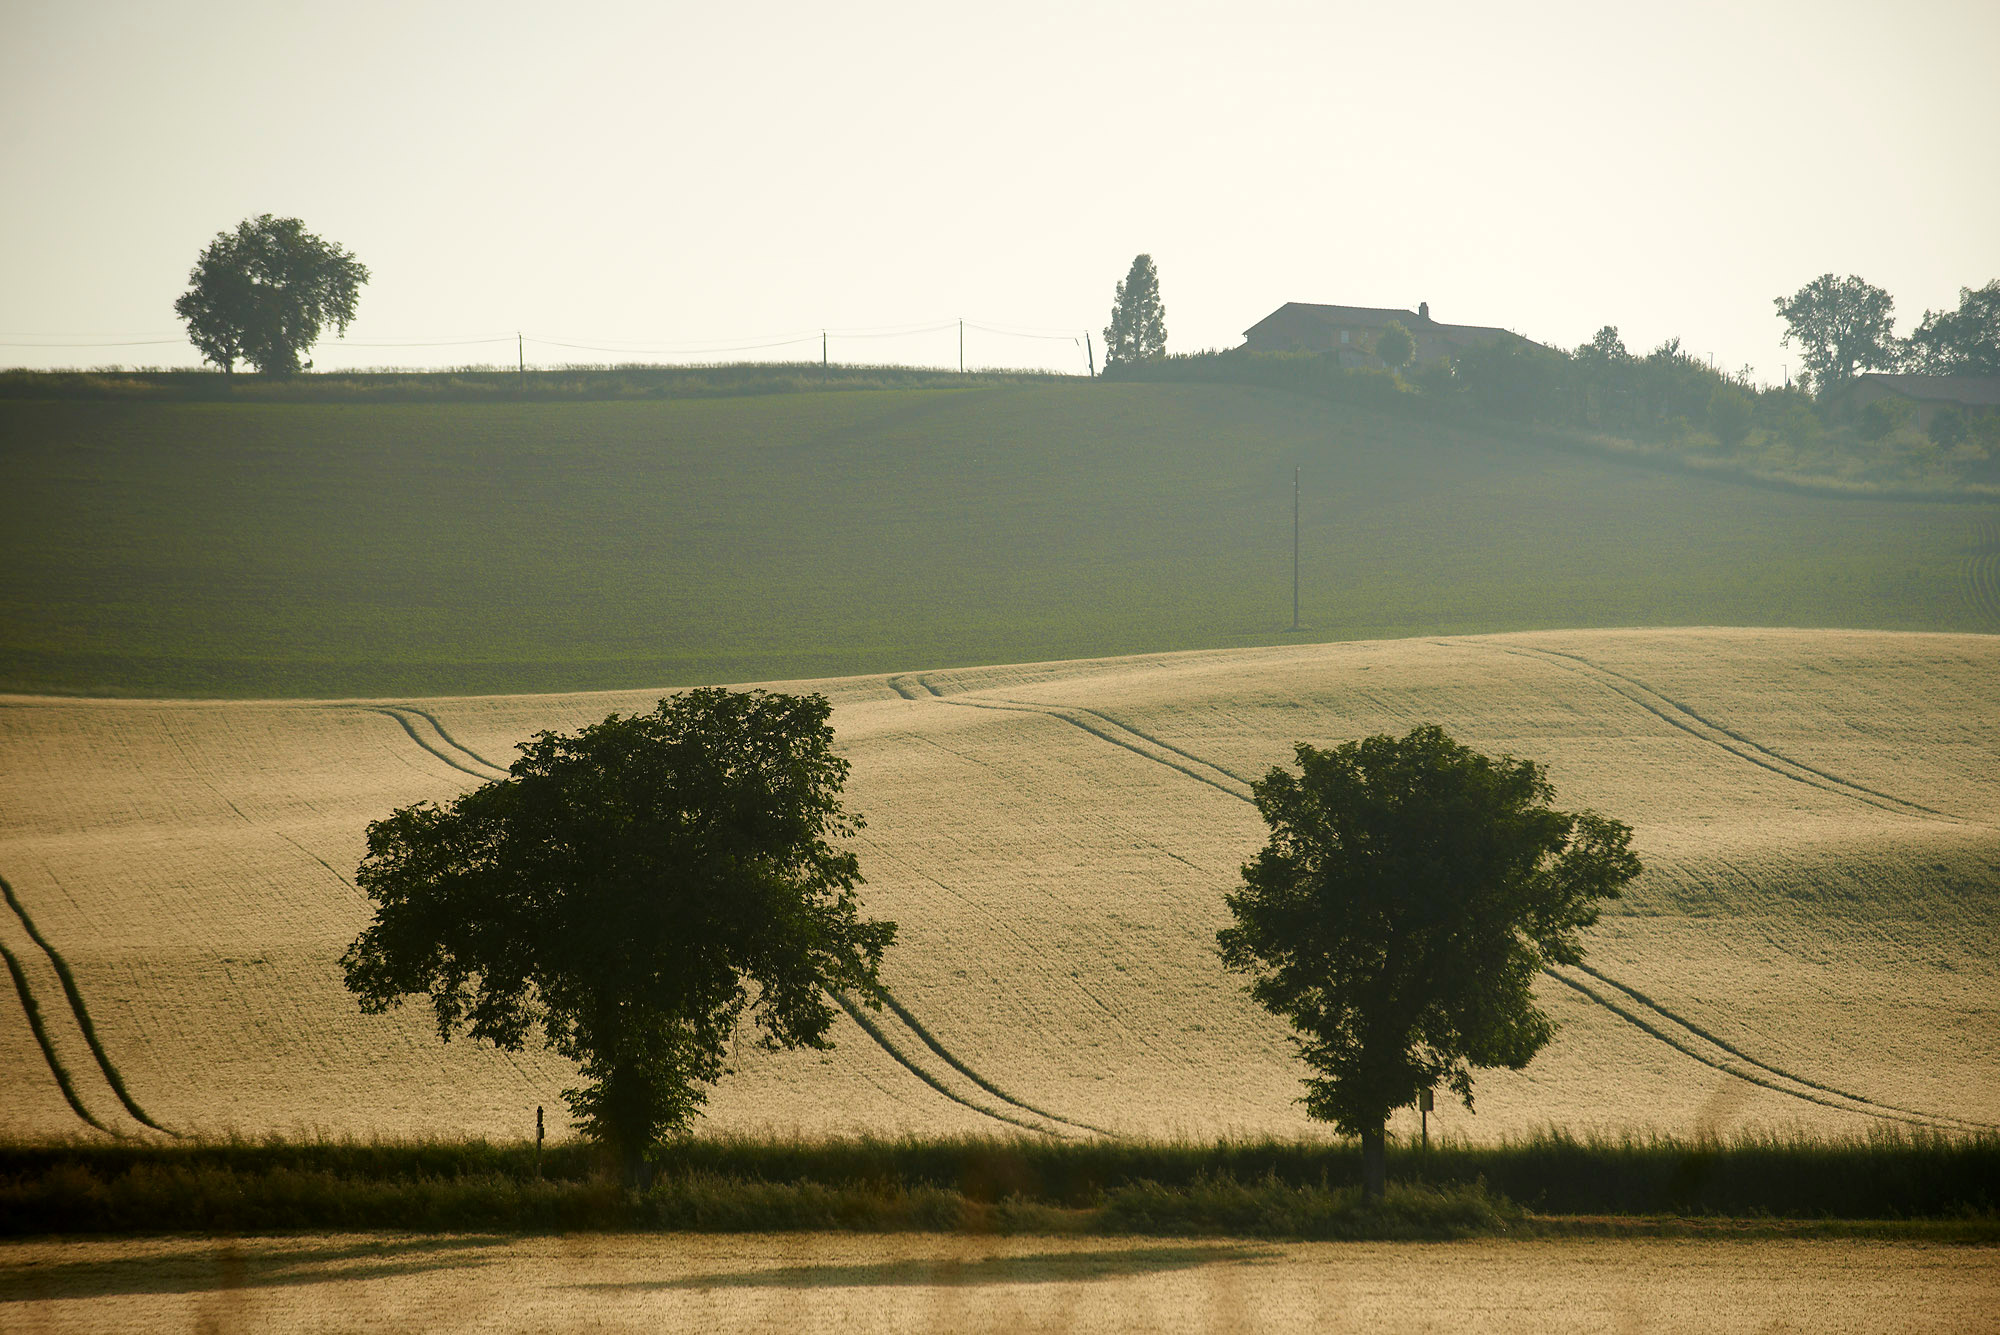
1242, 300, 1536, 369
1846, 372, 2000, 430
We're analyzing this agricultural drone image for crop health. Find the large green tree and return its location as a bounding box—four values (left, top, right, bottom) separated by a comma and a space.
1374, 320, 1415, 373
1903, 280, 2000, 376
174, 214, 369, 375
1773, 273, 1897, 395
341, 689, 896, 1181
1104, 253, 1168, 366
1218, 725, 1640, 1199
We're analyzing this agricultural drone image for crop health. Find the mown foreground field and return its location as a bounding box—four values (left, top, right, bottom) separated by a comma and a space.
2, 628, 1994, 1147
3, 385, 1997, 698
3, 1233, 1994, 1334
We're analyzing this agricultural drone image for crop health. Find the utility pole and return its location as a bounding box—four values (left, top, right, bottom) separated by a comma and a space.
822, 330, 827, 383
959, 319, 964, 374
1086, 331, 1095, 378
517, 332, 524, 375
1290, 466, 1301, 631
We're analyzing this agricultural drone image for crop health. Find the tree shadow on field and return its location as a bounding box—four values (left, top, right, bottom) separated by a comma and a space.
0, 1235, 506, 1304
589, 1243, 1278, 1292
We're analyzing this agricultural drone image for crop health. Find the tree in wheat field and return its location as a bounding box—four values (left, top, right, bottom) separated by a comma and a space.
1219, 725, 1640, 1200
1104, 253, 1168, 366
341, 689, 896, 1184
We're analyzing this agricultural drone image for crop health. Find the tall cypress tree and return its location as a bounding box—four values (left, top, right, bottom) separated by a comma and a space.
1104, 253, 1168, 366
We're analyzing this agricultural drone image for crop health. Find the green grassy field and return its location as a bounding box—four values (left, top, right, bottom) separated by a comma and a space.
3, 382, 1997, 697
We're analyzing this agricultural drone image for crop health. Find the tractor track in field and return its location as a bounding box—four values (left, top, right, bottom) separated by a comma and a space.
365, 702, 1099, 1140
1566, 961, 1999, 1132
1, 872, 175, 1138
368, 706, 504, 780
888, 675, 1250, 799
1459, 642, 1969, 826
895, 667, 1982, 1134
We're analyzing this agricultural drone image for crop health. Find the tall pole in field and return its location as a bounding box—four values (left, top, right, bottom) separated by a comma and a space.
1291, 466, 1301, 631
959, 319, 964, 374
1086, 332, 1095, 378
517, 332, 524, 375
822, 330, 828, 383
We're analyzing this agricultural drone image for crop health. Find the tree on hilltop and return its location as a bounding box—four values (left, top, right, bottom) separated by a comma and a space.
341, 688, 896, 1183
1575, 325, 1631, 364
174, 215, 369, 376
1104, 253, 1168, 366
1219, 725, 1640, 1200
1773, 273, 1897, 395
1903, 280, 2000, 377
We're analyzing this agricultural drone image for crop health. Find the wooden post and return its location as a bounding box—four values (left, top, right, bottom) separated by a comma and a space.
822, 331, 828, 382
1419, 1088, 1434, 1150
1086, 331, 1095, 378
535, 1105, 544, 1177
1290, 466, 1300, 631
517, 332, 524, 375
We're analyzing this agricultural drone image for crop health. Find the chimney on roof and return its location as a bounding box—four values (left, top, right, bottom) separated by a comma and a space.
1417, 301, 1431, 322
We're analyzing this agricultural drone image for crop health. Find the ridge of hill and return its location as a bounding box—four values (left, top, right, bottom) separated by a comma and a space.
3, 385, 1997, 699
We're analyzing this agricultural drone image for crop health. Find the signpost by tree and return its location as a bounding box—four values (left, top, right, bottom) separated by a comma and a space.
1103, 253, 1168, 366
174, 214, 369, 376
340, 688, 896, 1184
1218, 724, 1641, 1199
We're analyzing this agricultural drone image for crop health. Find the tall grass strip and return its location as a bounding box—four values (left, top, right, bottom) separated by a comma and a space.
1098, 1175, 1521, 1241
0, 875, 174, 1135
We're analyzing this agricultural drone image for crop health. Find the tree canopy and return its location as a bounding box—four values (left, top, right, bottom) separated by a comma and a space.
1773, 273, 1897, 395
1903, 280, 2000, 377
1374, 321, 1415, 372
174, 215, 369, 375
1218, 725, 1640, 1197
1104, 253, 1168, 365
340, 688, 895, 1178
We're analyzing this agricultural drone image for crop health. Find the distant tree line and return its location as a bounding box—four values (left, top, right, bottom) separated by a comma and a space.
1775, 274, 1999, 393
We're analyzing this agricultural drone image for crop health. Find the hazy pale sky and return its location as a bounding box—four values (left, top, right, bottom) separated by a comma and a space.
4, 0, 1994, 381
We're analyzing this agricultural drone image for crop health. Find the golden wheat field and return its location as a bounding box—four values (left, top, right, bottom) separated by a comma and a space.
1, 628, 1996, 1145
3, 1233, 1995, 1335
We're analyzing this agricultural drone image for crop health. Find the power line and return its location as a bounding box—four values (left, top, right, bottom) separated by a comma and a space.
965, 321, 1087, 341
1, 318, 1100, 368
0, 338, 185, 348
524, 334, 823, 356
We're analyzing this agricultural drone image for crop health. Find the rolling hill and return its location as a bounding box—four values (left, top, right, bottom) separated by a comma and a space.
3, 629, 1994, 1145
3, 384, 1996, 698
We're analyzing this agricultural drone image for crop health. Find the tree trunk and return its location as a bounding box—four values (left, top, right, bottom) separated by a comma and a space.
1360, 1123, 1387, 1202
620, 1142, 651, 1192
